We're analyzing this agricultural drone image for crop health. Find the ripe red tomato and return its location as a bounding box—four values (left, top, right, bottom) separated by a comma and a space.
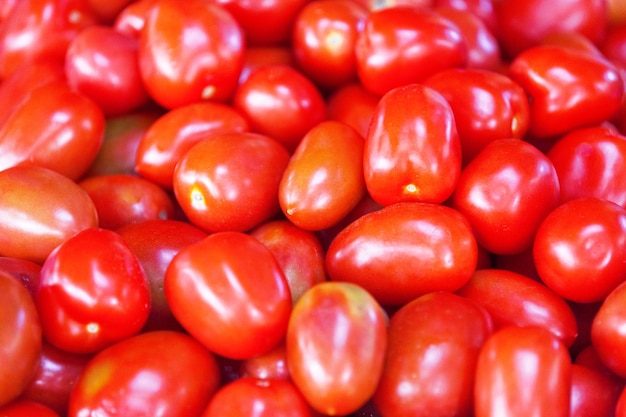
326, 202, 477, 306
364, 83, 462, 206
0, 400, 60, 417
36, 228, 151, 354
165, 232, 292, 359
591, 280, 626, 378
286, 282, 387, 415
325, 82, 380, 138
113, 0, 154, 38
238, 45, 295, 84
86, 0, 134, 23
434, 0, 497, 33
0, 257, 42, 299
238, 343, 290, 381
569, 363, 622, 417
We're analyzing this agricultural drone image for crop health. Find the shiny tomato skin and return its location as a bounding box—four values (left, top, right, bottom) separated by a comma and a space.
591, 280, 626, 378
0, 400, 60, 417
68, 330, 221, 417
165, 231, 292, 359
355, 6, 467, 96
173, 132, 290, 233
286, 282, 387, 416
0, 272, 41, 407
86, 0, 134, 23
238, 45, 295, 84
279, 120, 366, 231
434, 0, 497, 32
534, 197, 626, 303
0, 257, 42, 299
325, 82, 380, 139
113, 0, 154, 38
474, 325, 572, 417
326, 202, 477, 306
509, 45, 624, 138
36, 228, 151, 354
364, 83, 462, 206
139, 0, 245, 108
0, 165, 98, 264
569, 363, 622, 417
452, 138, 560, 254
374, 291, 493, 417
457, 269, 578, 347
239, 343, 290, 381
135, 102, 249, 189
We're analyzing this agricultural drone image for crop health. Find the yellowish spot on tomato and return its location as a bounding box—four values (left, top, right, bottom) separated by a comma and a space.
202, 85, 216, 100
84, 362, 115, 399
404, 183, 418, 194
86, 322, 100, 334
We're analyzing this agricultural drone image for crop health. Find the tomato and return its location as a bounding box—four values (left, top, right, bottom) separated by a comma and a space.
173, 132, 290, 233
165, 231, 292, 359
540, 31, 605, 56
0, 165, 98, 264
0, 257, 42, 299
36, 228, 151, 354
591, 280, 626, 378
279, 120, 366, 231
326, 202, 477, 306
0, 272, 41, 407
68, 330, 221, 417
138, 0, 245, 108
239, 343, 290, 381
374, 291, 493, 417
534, 197, 626, 303
238, 45, 295, 84
286, 282, 387, 415
113, 0, 155, 38
135, 102, 249, 189
325, 82, 380, 138
508, 45, 623, 138
434, 0, 497, 33
570, 363, 622, 417
0, 400, 60, 417
85, 0, 134, 23
65, 25, 148, 116
354, 6, 467, 96
364, 83, 462, 206
457, 269, 578, 347
232, 65, 327, 153
474, 326, 571, 417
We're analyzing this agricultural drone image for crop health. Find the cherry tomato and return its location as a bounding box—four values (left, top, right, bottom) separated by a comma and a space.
113, 0, 155, 38
239, 343, 290, 381
374, 291, 493, 417
325, 82, 380, 138
326, 202, 477, 306
591, 280, 626, 378
36, 228, 151, 354
165, 231, 292, 359
364, 83, 462, 206
570, 363, 622, 417
68, 330, 221, 417
286, 282, 387, 416
0, 400, 60, 417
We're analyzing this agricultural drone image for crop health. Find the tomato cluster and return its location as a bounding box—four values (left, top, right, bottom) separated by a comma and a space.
3, 0, 626, 416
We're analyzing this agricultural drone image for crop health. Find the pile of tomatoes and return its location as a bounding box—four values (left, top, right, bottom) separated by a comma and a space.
3, 0, 626, 416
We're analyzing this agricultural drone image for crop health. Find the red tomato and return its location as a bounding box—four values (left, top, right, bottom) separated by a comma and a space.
287, 282, 387, 415
374, 291, 493, 417
239, 343, 290, 381
570, 363, 622, 417
0, 257, 42, 299
138, 0, 245, 108
591, 280, 626, 378
364, 83, 462, 206
540, 31, 605, 56
434, 0, 497, 33
68, 330, 221, 417
326, 202, 477, 306
355, 6, 467, 96
165, 232, 292, 359
0, 165, 98, 264
36, 228, 151, 354
113, 0, 155, 38
0, 400, 60, 417
85, 0, 134, 23
534, 197, 626, 303
0, 272, 41, 407
325, 82, 380, 138
232, 65, 327, 153
602, 26, 626, 70
238, 45, 295, 84
474, 326, 572, 417
173, 132, 290, 233
452, 138, 560, 254
279, 120, 366, 231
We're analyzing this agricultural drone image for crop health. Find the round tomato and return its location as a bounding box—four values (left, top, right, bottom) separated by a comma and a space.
591, 280, 626, 378
569, 363, 622, 417
238, 343, 290, 381
0, 400, 60, 417
325, 82, 380, 138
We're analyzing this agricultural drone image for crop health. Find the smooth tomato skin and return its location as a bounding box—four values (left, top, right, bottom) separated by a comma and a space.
36, 228, 151, 354
452, 139, 560, 254
570, 363, 622, 417
0, 400, 60, 417
547, 126, 626, 207
0, 165, 98, 264
325, 82, 380, 139
0, 257, 42, 299
113, 0, 155, 38
165, 231, 292, 359
238, 45, 296, 84
173, 132, 290, 233
135, 102, 249, 189
0, 272, 41, 407
139, 0, 245, 108
374, 291, 493, 417
232, 65, 327, 153
201, 377, 312, 417
355, 6, 467, 96
509, 45, 624, 138
286, 282, 388, 416
279, 120, 366, 231
68, 330, 221, 417
65, 25, 148, 116
474, 326, 572, 417
85, 0, 134, 23
239, 343, 290, 381
326, 202, 477, 306
591, 280, 626, 378
457, 269, 578, 347
364, 83, 462, 206
434, 0, 497, 32
534, 197, 626, 303
423, 69, 530, 166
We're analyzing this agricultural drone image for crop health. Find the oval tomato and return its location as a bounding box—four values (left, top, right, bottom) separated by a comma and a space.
591, 280, 626, 378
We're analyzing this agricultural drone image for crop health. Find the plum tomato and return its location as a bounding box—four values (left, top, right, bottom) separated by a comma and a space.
364, 83, 462, 206
0, 400, 60, 417
68, 330, 221, 417
286, 282, 388, 416
36, 228, 151, 354
569, 363, 622, 417
591, 280, 626, 378
325, 82, 380, 139
325, 202, 477, 306
0, 257, 42, 299
164, 231, 292, 359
